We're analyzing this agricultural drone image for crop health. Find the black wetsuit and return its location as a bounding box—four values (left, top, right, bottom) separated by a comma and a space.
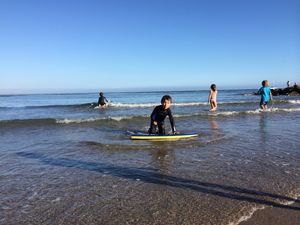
149, 105, 176, 134
98, 96, 108, 106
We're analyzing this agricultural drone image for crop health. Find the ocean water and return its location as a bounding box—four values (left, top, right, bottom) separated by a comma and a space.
1, 89, 300, 225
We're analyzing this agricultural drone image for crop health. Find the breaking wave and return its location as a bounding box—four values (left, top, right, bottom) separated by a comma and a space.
1, 99, 300, 110
1, 107, 299, 126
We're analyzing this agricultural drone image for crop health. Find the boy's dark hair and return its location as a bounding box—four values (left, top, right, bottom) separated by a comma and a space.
161, 95, 172, 104
210, 84, 216, 91
99, 92, 103, 96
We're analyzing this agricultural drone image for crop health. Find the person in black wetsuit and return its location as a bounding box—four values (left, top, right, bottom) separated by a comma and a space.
98, 92, 108, 108
148, 95, 177, 134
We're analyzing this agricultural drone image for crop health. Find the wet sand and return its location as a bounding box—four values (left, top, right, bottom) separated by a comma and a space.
2, 148, 300, 225
240, 201, 300, 225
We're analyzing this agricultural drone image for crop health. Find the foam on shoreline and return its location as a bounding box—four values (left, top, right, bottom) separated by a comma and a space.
229, 192, 300, 225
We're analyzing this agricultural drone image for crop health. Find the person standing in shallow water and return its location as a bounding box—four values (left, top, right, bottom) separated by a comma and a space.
208, 84, 218, 111
148, 95, 177, 135
258, 80, 273, 110
98, 92, 108, 108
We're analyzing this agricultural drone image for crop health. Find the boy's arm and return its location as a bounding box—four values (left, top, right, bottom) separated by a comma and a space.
270, 90, 273, 101
257, 87, 262, 95
151, 107, 158, 123
168, 109, 176, 133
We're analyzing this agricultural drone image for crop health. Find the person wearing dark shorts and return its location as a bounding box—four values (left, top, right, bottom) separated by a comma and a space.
98, 92, 108, 108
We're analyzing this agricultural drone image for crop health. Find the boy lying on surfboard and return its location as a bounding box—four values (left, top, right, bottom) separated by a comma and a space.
148, 95, 178, 135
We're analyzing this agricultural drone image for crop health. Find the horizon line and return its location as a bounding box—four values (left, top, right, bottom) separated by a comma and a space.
0, 86, 263, 95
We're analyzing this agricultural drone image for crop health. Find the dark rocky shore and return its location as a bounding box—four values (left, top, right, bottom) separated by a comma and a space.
253, 85, 300, 96
271, 85, 300, 96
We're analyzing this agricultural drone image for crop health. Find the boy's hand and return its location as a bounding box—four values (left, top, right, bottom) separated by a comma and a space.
153, 121, 157, 125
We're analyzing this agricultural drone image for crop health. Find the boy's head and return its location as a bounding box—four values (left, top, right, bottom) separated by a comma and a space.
262, 80, 269, 87
99, 92, 103, 96
161, 95, 172, 109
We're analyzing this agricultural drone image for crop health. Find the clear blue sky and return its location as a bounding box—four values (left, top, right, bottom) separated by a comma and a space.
0, 0, 299, 93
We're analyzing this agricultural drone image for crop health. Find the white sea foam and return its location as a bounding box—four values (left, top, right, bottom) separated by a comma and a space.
56, 116, 137, 124
244, 107, 300, 114
228, 206, 265, 225
109, 116, 135, 121
280, 107, 300, 112
51, 197, 61, 203
288, 100, 300, 104
173, 102, 209, 106
56, 107, 300, 124
244, 109, 262, 114
109, 102, 209, 108
109, 102, 156, 108
230, 192, 300, 225
264, 107, 300, 113
215, 111, 240, 116
56, 118, 101, 124
108, 101, 255, 108
205, 107, 300, 116
205, 110, 243, 116
173, 113, 199, 118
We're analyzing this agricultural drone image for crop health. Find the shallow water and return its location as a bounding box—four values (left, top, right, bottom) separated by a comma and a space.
1, 90, 300, 224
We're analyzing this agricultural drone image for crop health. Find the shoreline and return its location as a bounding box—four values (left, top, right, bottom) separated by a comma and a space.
239, 200, 300, 225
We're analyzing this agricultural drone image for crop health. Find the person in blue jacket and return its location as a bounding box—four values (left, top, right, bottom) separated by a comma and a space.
148, 95, 177, 134
258, 80, 273, 110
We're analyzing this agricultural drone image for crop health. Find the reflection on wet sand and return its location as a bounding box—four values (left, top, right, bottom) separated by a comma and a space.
16, 151, 300, 211
259, 114, 270, 145
208, 118, 219, 130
